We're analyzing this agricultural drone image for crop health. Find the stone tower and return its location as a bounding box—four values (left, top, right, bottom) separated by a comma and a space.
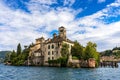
53, 33, 57, 38
59, 26, 66, 39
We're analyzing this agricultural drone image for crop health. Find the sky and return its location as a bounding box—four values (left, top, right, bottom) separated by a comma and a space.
0, 0, 120, 52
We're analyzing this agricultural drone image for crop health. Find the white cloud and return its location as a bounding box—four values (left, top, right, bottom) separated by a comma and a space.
98, 0, 106, 3
0, 0, 120, 52
30, 0, 57, 5
107, 0, 120, 7
63, 0, 75, 6
0, 0, 77, 51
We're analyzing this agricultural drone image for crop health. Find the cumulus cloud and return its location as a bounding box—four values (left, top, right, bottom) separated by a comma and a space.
98, 0, 106, 3
30, 0, 57, 5
0, 0, 120, 51
63, 0, 75, 6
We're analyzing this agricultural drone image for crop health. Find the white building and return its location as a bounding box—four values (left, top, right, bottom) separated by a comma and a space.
29, 26, 74, 66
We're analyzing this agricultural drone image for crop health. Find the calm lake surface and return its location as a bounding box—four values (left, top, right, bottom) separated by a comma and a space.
0, 63, 120, 80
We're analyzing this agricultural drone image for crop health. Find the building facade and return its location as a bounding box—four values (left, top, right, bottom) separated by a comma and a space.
29, 26, 74, 66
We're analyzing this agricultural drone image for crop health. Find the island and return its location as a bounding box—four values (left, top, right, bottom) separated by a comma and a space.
4, 26, 103, 68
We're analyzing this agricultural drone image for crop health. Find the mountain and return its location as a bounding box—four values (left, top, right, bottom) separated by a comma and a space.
0, 51, 11, 59
100, 47, 120, 58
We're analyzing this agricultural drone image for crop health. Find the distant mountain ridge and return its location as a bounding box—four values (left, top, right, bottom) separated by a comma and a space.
100, 47, 120, 58
0, 51, 11, 59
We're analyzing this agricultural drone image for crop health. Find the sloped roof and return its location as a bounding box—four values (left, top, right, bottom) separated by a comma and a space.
34, 48, 42, 53
46, 36, 74, 43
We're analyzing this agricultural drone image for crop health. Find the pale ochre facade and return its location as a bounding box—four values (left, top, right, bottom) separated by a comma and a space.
29, 26, 74, 65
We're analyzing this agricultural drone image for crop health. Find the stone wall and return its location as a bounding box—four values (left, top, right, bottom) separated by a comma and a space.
88, 58, 96, 68
68, 58, 96, 68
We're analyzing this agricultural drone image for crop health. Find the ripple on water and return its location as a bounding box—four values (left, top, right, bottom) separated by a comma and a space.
0, 64, 120, 80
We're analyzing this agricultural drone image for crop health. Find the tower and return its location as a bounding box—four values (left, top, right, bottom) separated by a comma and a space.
53, 33, 57, 38
59, 26, 66, 39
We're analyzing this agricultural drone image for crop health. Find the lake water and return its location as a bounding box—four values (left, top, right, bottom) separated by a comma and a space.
0, 63, 120, 80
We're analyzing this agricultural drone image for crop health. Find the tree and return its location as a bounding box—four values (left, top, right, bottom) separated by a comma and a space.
48, 43, 69, 67
113, 47, 120, 50
4, 43, 31, 66
113, 51, 120, 58
84, 42, 97, 60
71, 41, 84, 59
60, 43, 69, 67
17, 43, 22, 55
61, 43, 69, 58
4, 53, 11, 62
84, 42, 100, 66
103, 50, 112, 56
10, 50, 16, 60
22, 47, 29, 60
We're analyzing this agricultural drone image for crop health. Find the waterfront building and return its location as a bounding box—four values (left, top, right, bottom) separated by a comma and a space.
29, 26, 74, 66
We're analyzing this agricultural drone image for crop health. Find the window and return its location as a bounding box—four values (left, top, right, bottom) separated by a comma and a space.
52, 57, 54, 60
58, 43, 59, 47
48, 51, 50, 55
56, 51, 58, 54
52, 44, 54, 49
48, 57, 50, 60
48, 45, 50, 49
52, 51, 54, 55
60, 29, 63, 32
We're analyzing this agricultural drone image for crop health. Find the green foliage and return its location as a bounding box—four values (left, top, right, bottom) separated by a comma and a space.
17, 43, 22, 55
48, 57, 68, 67
10, 50, 16, 60
61, 43, 69, 58
71, 41, 100, 67
58, 57, 68, 67
101, 50, 112, 56
72, 56, 79, 60
4, 53, 11, 62
113, 47, 120, 50
5, 43, 30, 66
101, 46, 120, 58
22, 47, 29, 60
84, 42, 100, 66
48, 43, 69, 67
84, 42, 97, 60
48, 59, 59, 64
113, 51, 120, 58
71, 41, 84, 59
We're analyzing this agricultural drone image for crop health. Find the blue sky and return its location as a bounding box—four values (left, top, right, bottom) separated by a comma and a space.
0, 0, 120, 51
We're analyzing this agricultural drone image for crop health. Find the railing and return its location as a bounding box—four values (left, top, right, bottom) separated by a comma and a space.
99, 61, 119, 68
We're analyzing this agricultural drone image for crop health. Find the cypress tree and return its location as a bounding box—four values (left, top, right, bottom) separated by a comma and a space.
17, 43, 22, 55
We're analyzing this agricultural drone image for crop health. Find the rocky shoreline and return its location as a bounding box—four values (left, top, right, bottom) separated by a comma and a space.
5, 58, 97, 68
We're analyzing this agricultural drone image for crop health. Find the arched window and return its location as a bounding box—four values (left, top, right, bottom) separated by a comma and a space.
48, 57, 50, 60
48, 51, 50, 55
52, 44, 54, 49
48, 45, 50, 49
52, 57, 54, 60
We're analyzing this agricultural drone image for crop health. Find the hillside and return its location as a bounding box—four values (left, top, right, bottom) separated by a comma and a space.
0, 51, 11, 59
100, 47, 120, 58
